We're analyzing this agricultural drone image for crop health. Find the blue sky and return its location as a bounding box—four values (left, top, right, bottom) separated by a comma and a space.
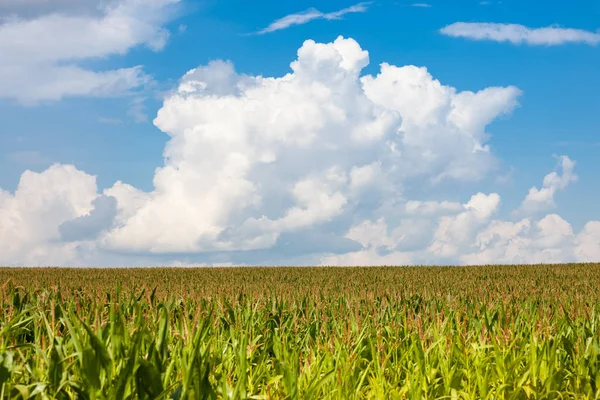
0, 0, 598, 266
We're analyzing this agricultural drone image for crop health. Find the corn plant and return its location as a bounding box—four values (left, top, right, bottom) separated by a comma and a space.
0, 264, 599, 399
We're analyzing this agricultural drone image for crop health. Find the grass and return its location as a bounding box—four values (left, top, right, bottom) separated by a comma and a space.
0, 264, 599, 399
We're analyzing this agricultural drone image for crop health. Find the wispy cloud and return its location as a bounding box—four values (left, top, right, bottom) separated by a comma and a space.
0, 0, 181, 104
256, 2, 370, 34
128, 97, 149, 123
411, 3, 432, 7
440, 22, 600, 46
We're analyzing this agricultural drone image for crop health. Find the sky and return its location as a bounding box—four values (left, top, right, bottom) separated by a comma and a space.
0, 0, 599, 266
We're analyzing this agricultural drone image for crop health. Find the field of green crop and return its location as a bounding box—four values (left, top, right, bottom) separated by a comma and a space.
1, 264, 600, 399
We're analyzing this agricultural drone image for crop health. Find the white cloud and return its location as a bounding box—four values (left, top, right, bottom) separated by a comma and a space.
324, 153, 596, 265
361, 64, 521, 182
0, 164, 98, 266
411, 3, 432, 8
97, 36, 519, 255
329, 193, 599, 267
428, 193, 501, 259
517, 155, 577, 215
255, 2, 370, 34
349, 162, 381, 190
440, 22, 600, 46
446, 158, 587, 265
0, 0, 181, 103
460, 214, 576, 265
346, 218, 394, 249
575, 222, 600, 262
322, 247, 412, 266
2, 36, 599, 266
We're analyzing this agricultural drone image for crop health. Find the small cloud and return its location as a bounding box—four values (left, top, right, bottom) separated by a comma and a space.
515, 155, 577, 215
411, 3, 432, 7
255, 2, 370, 34
440, 22, 600, 46
178, 24, 187, 34
6, 150, 51, 166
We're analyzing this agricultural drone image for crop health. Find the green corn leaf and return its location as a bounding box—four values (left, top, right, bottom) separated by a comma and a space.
136, 359, 165, 399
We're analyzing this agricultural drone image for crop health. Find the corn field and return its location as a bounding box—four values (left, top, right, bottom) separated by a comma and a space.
1, 264, 600, 399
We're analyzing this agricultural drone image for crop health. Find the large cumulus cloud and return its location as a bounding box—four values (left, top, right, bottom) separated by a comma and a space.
102, 36, 520, 254
1, 36, 598, 266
